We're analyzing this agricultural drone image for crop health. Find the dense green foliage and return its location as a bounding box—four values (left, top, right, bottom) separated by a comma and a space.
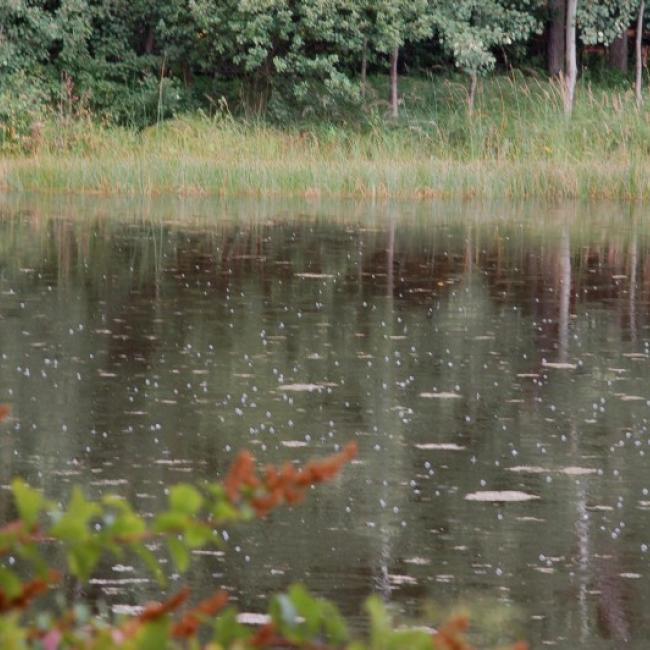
3, 75, 650, 200
0, 0, 647, 135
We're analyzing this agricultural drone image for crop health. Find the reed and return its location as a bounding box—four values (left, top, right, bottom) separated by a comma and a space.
3, 75, 650, 200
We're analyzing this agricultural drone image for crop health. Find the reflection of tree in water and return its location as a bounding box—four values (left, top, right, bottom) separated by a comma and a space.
1, 203, 650, 644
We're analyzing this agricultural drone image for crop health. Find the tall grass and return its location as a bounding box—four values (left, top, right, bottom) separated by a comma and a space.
3, 74, 650, 200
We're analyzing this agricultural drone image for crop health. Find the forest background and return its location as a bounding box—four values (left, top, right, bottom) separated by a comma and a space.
3, 0, 650, 199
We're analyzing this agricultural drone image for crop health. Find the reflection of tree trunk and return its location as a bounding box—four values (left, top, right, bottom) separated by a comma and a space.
576, 483, 591, 643
548, 0, 566, 76
389, 47, 399, 119
387, 218, 395, 298
630, 232, 638, 342
564, 0, 578, 116
596, 560, 631, 643
558, 226, 571, 363
568, 418, 591, 644
464, 225, 473, 274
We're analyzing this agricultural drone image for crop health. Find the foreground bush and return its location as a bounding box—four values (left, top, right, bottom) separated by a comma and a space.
0, 406, 526, 650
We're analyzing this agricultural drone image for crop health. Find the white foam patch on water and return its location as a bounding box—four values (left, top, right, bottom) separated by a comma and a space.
90, 479, 129, 486
404, 557, 431, 565
388, 574, 418, 586
278, 383, 324, 392
507, 466, 597, 476
435, 575, 454, 583
465, 491, 540, 502
415, 443, 465, 451
542, 361, 577, 369
419, 392, 462, 399
294, 273, 334, 279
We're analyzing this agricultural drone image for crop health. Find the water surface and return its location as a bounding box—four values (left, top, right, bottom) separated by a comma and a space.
0, 195, 649, 648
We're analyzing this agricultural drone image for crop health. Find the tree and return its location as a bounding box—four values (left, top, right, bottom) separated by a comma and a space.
188, 0, 365, 118
563, 0, 639, 115
565, 0, 578, 115
548, 0, 567, 76
433, 0, 543, 114
359, 0, 433, 119
636, 0, 645, 105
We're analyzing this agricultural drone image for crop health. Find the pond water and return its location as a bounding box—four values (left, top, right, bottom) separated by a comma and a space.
1, 195, 650, 647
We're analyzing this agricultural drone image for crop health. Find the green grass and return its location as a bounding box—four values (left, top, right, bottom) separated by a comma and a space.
3, 74, 650, 200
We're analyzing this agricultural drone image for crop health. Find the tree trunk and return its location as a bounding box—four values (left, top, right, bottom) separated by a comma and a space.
144, 26, 155, 55
564, 0, 578, 116
548, 0, 566, 76
609, 32, 629, 72
636, 1, 645, 107
467, 71, 478, 116
389, 46, 399, 119
361, 38, 368, 97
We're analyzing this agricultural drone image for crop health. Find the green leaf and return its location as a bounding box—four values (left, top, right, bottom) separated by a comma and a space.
0, 567, 22, 600
154, 511, 189, 533
133, 544, 165, 586
184, 522, 211, 548
50, 487, 100, 542
366, 595, 391, 648
387, 629, 435, 650
210, 499, 241, 522
212, 608, 251, 646
169, 484, 203, 515
321, 600, 349, 645
271, 592, 299, 628
135, 619, 172, 650
288, 584, 320, 636
68, 543, 101, 581
167, 537, 189, 573
11, 479, 44, 527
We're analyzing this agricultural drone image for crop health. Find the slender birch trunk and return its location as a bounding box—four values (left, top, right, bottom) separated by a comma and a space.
389, 46, 399, 119
361, 38, 368, 97
564, 0, 578, 116
636, 1, 645, 107
468, 71, 478, 116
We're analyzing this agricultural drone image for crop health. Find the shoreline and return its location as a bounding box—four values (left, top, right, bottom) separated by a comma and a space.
2, 155, 650, 202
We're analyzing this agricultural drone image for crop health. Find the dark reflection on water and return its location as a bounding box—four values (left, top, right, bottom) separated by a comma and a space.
2, 195, 650, 647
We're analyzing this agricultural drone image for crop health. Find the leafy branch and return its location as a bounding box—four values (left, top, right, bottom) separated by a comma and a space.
0, 405, 526, 649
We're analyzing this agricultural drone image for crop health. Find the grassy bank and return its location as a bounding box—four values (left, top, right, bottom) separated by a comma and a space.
3, 75, 650, 200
